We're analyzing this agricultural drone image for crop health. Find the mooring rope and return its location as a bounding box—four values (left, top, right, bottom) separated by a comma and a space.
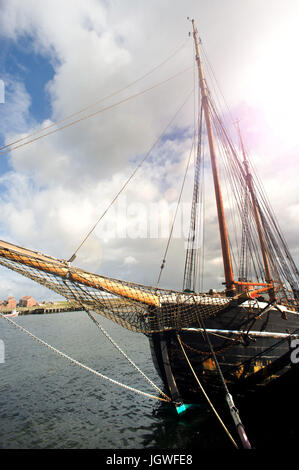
176, 333, 239, 449
63, 280, 171, 401
195, 312, 252, 449
84, 307, 171, 400
0, 313, 171, 403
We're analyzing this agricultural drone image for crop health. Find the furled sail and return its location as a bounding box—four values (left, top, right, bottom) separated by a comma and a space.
0, 240, 231, 333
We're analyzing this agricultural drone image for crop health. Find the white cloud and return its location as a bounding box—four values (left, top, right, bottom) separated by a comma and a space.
0, 78, 33, 137
123, 256, 137, 265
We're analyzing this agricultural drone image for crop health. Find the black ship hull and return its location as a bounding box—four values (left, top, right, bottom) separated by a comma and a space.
149, 302, 299, 405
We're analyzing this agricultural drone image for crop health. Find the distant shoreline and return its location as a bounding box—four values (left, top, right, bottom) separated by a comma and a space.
0, 300, 82, 315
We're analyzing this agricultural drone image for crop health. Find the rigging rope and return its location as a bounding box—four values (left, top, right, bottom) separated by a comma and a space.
206, 87, 299, 298
183, 104, 203, 292
0, 39, 189, 154
199, 136, 206, 292
156, 135, 195, 287
0, 67, 192, 159
0, 312, 171, 404
68, 87, 194, 263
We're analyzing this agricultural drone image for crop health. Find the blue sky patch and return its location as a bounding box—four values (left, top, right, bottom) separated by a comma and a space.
0, 34, 55, 175
0, 35, 54, 123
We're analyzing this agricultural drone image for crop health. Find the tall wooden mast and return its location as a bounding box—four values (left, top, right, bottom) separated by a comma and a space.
191, 19, 235, 296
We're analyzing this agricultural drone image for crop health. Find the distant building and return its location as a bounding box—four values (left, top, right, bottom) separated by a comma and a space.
19, 296, 37, 308
0, 296, 17, 309
6, 296, 17, 309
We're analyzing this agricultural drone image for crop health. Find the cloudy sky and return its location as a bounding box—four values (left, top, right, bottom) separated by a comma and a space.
0, 0, 299, 301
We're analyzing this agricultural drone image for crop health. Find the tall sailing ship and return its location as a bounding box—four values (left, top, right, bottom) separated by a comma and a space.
0, 19, 299, 440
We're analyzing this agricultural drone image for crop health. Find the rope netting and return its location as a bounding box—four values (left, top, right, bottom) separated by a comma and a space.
0, 240, 231, 334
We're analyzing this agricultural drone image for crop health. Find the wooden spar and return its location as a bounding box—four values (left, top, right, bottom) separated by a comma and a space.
191, 20, 235, 296
0, 240, 160, 307
234, 281, 273, 287
236, 123, 274, 300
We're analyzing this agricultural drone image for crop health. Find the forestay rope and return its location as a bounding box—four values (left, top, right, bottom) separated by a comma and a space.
68, 87, 194, 263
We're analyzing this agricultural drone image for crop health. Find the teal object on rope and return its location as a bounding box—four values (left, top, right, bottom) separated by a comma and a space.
176, 403, 194, 415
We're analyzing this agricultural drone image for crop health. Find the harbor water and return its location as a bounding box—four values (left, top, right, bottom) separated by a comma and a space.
0, 311, 298, 450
